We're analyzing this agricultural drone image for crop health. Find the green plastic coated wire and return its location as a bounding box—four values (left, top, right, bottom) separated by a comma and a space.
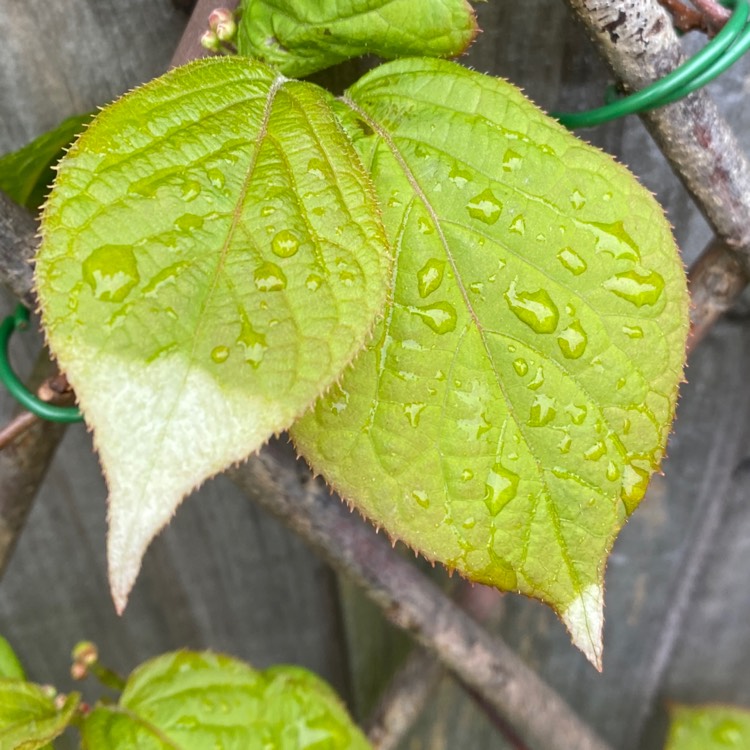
0, 305, 83, 423
555, 0, 749, 128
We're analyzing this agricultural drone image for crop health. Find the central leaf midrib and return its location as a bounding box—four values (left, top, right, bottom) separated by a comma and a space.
341, 94, 585, 597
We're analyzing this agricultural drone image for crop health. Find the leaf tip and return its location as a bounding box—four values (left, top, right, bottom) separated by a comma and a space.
561, 583, 604, 671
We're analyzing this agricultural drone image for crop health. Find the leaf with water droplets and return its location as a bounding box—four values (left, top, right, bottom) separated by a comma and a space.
236, 0, 477, 78
292, 58, 689, 668
35, 58, 390, 612
79, 651, 371, 750
665, 705, 750, 749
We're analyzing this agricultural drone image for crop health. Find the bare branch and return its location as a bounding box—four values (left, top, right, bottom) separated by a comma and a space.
0, 192, 37, 308
0, 353, 68, 578
690, 0, 732, 28
230, 445, 613, 750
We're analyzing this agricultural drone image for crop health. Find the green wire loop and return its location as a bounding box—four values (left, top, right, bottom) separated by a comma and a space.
554, 0, 749, 128
0, 305, 83, 423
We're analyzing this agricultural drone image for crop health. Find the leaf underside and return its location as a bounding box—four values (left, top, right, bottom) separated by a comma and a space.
35, 58, 390, 612
292, 58, 689, 668
665, 704, 750, 749
80, 651, 371, 750
236, 0, 477, 78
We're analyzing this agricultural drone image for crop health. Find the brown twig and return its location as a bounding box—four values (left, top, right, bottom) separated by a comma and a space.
690, 0, 732, 28
687, 238, 748, 353
658, 0, 711, 33
0, 353, 69, 578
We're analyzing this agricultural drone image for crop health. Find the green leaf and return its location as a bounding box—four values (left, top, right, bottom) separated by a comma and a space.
79, 651, 371, 749
665, 705, 750, 749
236, 0, 477, 78
0, 682, 79, 750
292, 58, 689, 668
0, 113, 92, 211
35, 58, 390, 612
0, 636, 25, 681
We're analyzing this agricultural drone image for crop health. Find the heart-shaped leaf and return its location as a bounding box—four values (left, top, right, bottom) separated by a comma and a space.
236, 0, 477, 78
35, 58, 390, 611
665, 705, 750, 749
0, 682, 78, 750
292, 58, 689, 668
80, 651, 371, 749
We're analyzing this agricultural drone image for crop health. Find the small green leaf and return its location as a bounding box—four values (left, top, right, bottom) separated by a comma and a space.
666, 704, 750, 749
236, 0, 477, 78
0, 682, 79, 750
292, 58, 689, 668
35, 58, 390, 611
0, 636, 25, 681
0, 113, 92, 211
79, 651, 371, 749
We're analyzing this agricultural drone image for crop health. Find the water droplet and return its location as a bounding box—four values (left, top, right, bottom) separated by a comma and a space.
569, 189, 586, 209
483, 463, 520, 516
176, 715, 199, 729
403, 402, 426, 427
505, 281, 559, 333
528, 367, 544, 390
181, 180, 202, 201
606, 462, 620, 481
175, 213, 204, 232
712, 719, 743, 745
328, 384, 349, 414
339, 270, 356, 286
417, 215, 433, 234
237, 321, 267, 368
467, 188, 503, 225
469, 281, 484, 294
604, 269, 665, 306
621, 464, 650, 509
462, 516, 476, 529
558, 320, 588, 359
417, 259, 445, 298
211, 345, 230, 364
461, 469, 474, 481
449, 165, 472, 188
307, 157, 326, 179
584, 442, 606, 461
412, 490, 430, 509
306, 273, 323, 291
557, 247, 587, 275
513, 358, 528, 376
82, 245, 140, 303
254, 262, 287, 292
388, 190, 403, 207
414, 302, 457, 334
143, 261, 190, 297
260, 205, 275, 217
603, 191, 613, 202
502, 149, 523, 172
272, 229, 300, 258
591, 221, 640, 261
558, 433, 572, 454
207, 168, 225, 188
565, 404, 587, 425
509, 215, 526, 235
622, 324, 644, 339
528, 394, 557, 427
